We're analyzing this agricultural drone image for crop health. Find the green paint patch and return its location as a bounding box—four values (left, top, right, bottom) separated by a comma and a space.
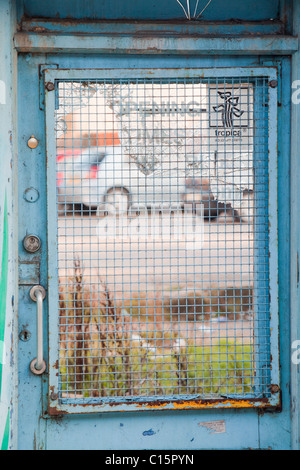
0, 193, 8, 398
1, 409, 9, 451
0, 192, 9, 449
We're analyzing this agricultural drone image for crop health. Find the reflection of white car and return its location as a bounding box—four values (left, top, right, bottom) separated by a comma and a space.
57, 147, 186, 214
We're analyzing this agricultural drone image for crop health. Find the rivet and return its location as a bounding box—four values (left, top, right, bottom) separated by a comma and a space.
27, 135, 38, 149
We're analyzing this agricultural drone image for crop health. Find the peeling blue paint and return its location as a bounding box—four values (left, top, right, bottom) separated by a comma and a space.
142, 429, 156, 437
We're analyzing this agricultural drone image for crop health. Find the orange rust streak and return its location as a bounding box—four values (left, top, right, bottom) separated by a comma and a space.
137, 400, 266, 410
173, 400, 262, 410
137, 403, 168, 409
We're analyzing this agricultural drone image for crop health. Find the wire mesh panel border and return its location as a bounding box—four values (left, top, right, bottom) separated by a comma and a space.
45, 67, 279, 415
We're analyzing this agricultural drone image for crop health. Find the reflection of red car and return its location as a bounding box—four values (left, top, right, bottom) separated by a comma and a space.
56, 132, 121, 189
56, 148, 82, 188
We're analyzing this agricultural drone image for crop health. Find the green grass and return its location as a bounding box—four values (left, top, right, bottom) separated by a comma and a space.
60, 340, 253, 398
58, 262, 253, 400
179, 340, 253, 395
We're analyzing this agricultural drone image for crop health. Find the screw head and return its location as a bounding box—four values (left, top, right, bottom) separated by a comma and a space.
269, 80, 278, 89
50, 391, 59, 401
45, 81, 55, 91
270, 384, 280, 394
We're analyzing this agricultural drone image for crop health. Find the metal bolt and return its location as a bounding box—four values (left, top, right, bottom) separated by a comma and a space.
45, 81, 55, 91
50, 391, 59, 401
269, 80, 278, 89
23, 234, 41, 253
270, 384, 280, 394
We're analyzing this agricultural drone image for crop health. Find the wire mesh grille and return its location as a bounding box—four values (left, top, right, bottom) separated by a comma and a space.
55, 76, 270, 404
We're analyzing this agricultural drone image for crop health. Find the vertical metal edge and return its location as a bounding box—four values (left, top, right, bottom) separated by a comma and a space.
251, 68, 279, 402
44, 70, 60, 416
268, 69, 280, 403
291, 0, 300, 451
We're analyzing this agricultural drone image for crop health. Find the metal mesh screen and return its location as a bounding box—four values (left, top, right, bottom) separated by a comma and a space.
55, 76, 270, 405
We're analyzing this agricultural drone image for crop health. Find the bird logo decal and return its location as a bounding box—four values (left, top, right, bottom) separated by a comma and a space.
213, 91, 244, 128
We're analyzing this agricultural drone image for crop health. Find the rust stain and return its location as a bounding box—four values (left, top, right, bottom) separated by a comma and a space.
137, 402, 168, 409
48, 393, 279, 415
136, 397, 271, 410
173, 399, 264, 410
48, 405, 68, 416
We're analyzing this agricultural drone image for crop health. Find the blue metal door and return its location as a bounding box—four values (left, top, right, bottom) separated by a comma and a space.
17, 54, 291, 450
